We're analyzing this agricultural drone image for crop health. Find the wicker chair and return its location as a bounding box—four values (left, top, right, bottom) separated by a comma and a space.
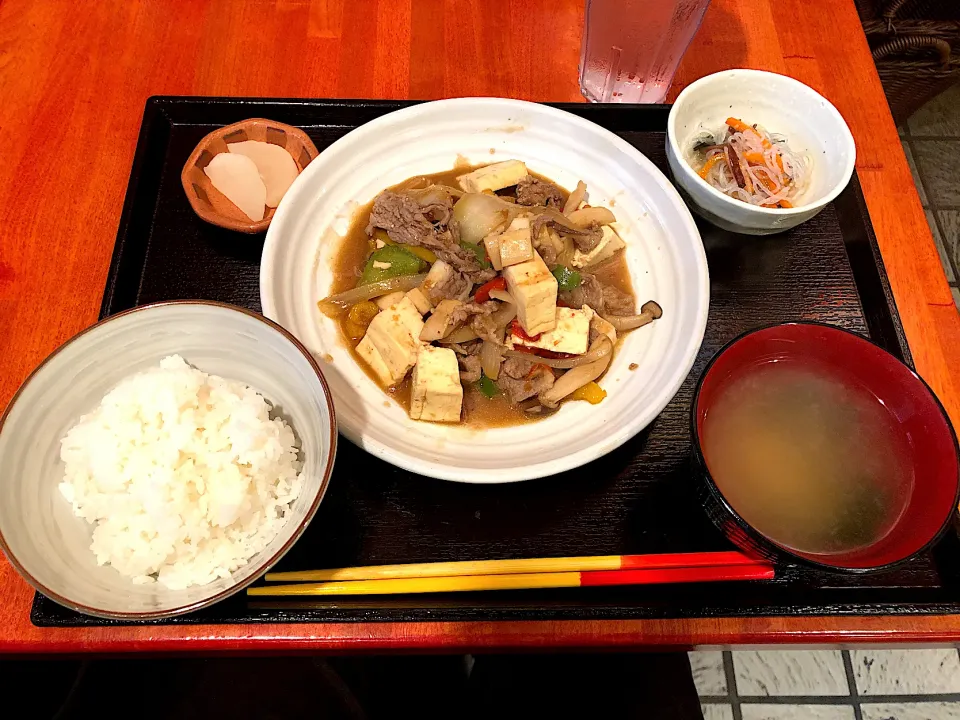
857, 0, 960, 124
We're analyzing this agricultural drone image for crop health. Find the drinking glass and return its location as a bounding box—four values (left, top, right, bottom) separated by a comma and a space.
579, 0, 712, 104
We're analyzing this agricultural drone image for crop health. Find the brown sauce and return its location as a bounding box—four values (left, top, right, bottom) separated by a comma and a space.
328, 164, 635, 426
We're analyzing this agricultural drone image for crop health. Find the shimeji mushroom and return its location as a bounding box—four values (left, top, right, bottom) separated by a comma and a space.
538, 336, 614, 409
602, 300, 663, 332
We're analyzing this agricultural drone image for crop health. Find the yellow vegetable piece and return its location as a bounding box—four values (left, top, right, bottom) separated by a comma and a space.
570, 381, 607, 405
375, 229, 437, 264
345, 300, 380, 340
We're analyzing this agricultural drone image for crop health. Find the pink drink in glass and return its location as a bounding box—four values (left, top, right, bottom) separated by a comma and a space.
579, 0, 712, 103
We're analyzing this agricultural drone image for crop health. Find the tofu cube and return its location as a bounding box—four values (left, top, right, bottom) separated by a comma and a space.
355, 297, 424, 386
355, 336, 394, 387
375, 291, 406, 311
410, 345, 463, 422
457, 160, 528, 194
405, 287, 432, 314
503, 250, 558, 336
571, 225, 626, 269
511, 306, 594, 355
483, 232, 503, 271
498, 217, 534, 267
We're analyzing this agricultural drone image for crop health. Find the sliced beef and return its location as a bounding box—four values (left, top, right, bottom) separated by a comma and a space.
468, 267, 497, 285
449, 300, 498, 327
422, 227, 493, 283
559, 273, 634, 316
470, 313, 502, 343
536, 240, 558, 266
458, 354, 482, 383
498, 362, 555, 404
366, 191, 434, 246
560, 273, 604, 311
570, 223, 604, 252
502, 356, 534, 379
533, 227, 562, 266
602, 284, 635, 315
411, 185, 456, 226
369, 194, 492, 283
531, 215, 603, 253
421, 201, 452, 226
424, 267, 472, 304
516, 175, 564, 207
450, 340, 483, 356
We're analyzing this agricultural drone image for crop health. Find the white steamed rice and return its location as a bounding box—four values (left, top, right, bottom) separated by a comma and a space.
58, 355, 303, 590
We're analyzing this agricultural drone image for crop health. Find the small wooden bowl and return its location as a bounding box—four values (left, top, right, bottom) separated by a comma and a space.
181, 118, 319, 234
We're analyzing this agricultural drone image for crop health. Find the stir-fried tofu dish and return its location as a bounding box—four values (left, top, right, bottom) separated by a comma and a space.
318, 161, 662, 425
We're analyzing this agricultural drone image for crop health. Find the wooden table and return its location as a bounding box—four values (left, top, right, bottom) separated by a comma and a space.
1, 0, 959, 655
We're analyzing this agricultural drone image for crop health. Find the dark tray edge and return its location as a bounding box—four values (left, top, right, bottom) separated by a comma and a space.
34, 97, 939, 629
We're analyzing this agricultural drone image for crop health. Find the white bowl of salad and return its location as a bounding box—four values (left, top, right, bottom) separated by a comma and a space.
667, 69, 856, 235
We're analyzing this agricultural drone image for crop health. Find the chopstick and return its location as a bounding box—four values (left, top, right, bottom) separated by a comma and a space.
248, 564, 775, 597
264, 551, 764, 583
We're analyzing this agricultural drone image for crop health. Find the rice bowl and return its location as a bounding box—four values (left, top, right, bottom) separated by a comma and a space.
0, 301, 336, 619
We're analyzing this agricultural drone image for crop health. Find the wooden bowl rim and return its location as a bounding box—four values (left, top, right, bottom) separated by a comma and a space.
180, 118, 319, 234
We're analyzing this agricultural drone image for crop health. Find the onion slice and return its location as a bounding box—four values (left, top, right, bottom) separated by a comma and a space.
480, 340, 503, 380
563, 180, 587, 216
317, 274, 427, 315
488, 288, 515, 304
489, 302, 518, 331
503, 336, 612, 369
567, 206, 616, 228
538, 337, 614, 408
439, 327, 480, 344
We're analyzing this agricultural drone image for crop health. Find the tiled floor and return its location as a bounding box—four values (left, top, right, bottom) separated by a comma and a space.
692, 649, 960, 719
690, 84, 960, 720
899, 83, 960, 310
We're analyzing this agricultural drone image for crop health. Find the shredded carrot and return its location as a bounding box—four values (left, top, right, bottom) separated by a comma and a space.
726, 117, 766, 146
727, 117, 785, 173
698, 153, 724, 179
755, 169, 778, 193
779, 199, 793, 208
725, 117, 755, 135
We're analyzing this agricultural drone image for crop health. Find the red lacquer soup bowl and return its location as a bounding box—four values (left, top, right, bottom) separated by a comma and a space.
692, 322, 959, 572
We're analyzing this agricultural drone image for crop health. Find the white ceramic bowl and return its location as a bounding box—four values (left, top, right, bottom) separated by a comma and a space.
262, 97, 709, 483
667, 69, 856, 235
0, 301, 336, 619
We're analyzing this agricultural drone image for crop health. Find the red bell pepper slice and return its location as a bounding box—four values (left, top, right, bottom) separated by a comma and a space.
474, 277, 506, 303
510, 318, 542, 342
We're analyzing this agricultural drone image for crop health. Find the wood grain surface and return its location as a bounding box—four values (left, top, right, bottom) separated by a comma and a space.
1, 0, 959, 653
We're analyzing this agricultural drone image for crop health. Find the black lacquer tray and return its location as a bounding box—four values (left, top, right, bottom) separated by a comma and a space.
32, 97, 960, 627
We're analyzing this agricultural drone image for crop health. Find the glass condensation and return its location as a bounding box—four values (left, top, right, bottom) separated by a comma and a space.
579, 0, 711, 104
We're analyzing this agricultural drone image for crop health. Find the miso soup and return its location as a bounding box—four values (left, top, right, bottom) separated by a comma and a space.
701, 362, 915, 555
